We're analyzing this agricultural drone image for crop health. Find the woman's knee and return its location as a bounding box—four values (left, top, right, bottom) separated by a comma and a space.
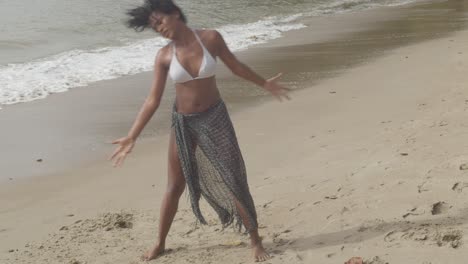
167, 156, 185, 196
166, 181, 185, 197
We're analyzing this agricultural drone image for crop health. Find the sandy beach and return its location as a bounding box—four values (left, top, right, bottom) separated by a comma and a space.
2, 1, 468, 263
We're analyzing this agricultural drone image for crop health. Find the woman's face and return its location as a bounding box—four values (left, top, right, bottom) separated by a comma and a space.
149, 11, 181, 39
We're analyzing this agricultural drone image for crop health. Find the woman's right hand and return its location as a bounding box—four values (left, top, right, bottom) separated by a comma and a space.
109, 136, 135, 167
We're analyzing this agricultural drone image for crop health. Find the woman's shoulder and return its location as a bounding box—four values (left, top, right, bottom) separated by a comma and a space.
196, 29, 222, 40
154, 44, 173, 68
196, 29, 226, 49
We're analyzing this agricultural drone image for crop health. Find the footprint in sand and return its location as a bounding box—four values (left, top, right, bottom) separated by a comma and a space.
417, 178, 431, 193
438, 121, 449, 127
403, 201, 450, 218
431, 202, 450, 215
324, 188, 342, 201
452, 182, 468, 193
384, 224, 463, 249
402, 207, 425, 219
289, 202, 304, 212
262, 201, 273, 208
345, 256, 388, 264
324, 195, 338, 200
364, 256, 389, 264
272, 231, 294, 247
435, 230, 463, 248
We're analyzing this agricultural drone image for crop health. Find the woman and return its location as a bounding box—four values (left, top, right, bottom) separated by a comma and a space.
110, 0, 290, 262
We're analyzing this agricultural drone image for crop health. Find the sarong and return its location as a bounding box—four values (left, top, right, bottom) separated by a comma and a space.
171, 100, 258, 232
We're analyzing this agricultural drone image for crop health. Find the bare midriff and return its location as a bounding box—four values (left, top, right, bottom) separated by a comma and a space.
174, 76, 221, 114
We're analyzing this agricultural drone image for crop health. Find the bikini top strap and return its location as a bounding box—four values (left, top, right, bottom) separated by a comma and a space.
171, 41, 176, 55
191, 28, 205, 48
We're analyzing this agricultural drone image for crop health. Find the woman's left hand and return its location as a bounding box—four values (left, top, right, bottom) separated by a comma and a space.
263, 73, 291, 102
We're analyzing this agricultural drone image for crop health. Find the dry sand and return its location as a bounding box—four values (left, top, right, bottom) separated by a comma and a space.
2, 17, 468, 264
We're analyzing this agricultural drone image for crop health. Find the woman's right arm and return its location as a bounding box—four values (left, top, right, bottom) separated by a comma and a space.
110, 48, 169, 167
127, 50, 169, 140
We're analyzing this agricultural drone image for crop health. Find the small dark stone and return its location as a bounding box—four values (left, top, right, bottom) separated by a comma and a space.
36, 159, 43, 162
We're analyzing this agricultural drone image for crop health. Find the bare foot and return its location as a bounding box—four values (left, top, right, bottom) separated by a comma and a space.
252, 243, 271, 262
141, 243, 165, 261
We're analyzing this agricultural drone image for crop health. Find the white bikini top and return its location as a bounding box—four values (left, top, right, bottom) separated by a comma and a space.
169, 29, 217, 84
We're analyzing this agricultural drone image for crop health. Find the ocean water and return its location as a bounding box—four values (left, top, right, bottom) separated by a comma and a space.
0, 0, 419, 108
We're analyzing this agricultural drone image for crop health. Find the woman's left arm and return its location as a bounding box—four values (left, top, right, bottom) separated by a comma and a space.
213, 31, 290, 101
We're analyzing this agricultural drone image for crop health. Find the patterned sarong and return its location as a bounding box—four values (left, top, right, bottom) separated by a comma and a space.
172, 100, 258, 232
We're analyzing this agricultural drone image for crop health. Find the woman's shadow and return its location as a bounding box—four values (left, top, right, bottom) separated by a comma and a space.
267, 207, 468, 252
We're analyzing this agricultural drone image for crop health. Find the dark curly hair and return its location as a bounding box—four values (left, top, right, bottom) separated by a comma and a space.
126, 0, 187, 32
